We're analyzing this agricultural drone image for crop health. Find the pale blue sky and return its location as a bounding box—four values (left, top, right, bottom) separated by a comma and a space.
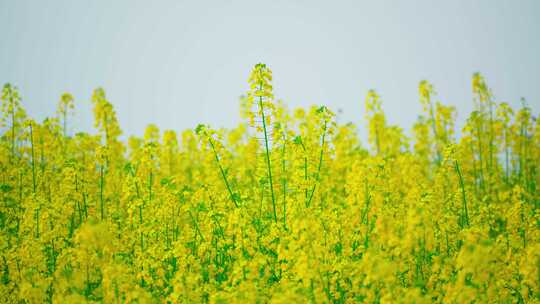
1, 0, 539, 140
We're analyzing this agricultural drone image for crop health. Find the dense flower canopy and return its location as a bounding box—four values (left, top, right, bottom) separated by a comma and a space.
0, 65, 539, 303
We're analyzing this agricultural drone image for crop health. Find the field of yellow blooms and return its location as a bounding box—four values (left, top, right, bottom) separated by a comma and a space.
0, 64, 539, 303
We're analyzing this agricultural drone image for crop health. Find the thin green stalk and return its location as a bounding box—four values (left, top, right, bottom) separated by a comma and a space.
281, 133, 287, 228
148, 169, 153, 203
35, 208, 40, 239
455, 160, 469, 228
361, 179, 371, 224
208, 137, 239, 208
189, 210, 205, 242
504, 129, 509, 184
140, 204, 144, 251
298, 140, 308, 202
488, 98, 495, 178
306, 120, 327, 207
475, 119, 485, 194
11, 101, 15, 162
469, 142, 478, 196
362, 179, 372, 249
259, 97, 277, 223
40, 136, 45, 174
75, 175, 82, 224
100, 165, 104, 220
127, 165, 145, 251
427, 98, 441, 163
76, 201, 82, 227
29, 123, 36, 194
81, 174, 88, 220
519, 122, 524, 182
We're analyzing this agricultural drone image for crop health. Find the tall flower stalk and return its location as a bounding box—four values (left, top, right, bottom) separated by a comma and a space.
247, 63, 277, 222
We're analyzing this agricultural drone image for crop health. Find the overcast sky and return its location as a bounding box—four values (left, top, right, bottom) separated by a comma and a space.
1, 0, 539, 140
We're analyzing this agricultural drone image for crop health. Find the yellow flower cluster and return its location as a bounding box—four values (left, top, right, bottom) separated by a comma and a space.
0, 66, 539, 303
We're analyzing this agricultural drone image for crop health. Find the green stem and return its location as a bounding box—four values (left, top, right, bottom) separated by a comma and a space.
475, 119, 485, 194
428, 98, 441, 163
29, 123, 36, 194
281, 133, 287, 228
208, 137, 239, 208
488, 98, 494, 180
11, 101, 15, 162
140, 217, 144, 252
455, 160, 469, 227
306, 120, 327, 208
189, 211, 205, 242
259, 97, 277, 223
299, 140, 308, 202
100, 165, 104, 220
504, 129, 509, 184
148, 169, 153, 203
304, 160, 308, 202
35, 208, 40, 239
